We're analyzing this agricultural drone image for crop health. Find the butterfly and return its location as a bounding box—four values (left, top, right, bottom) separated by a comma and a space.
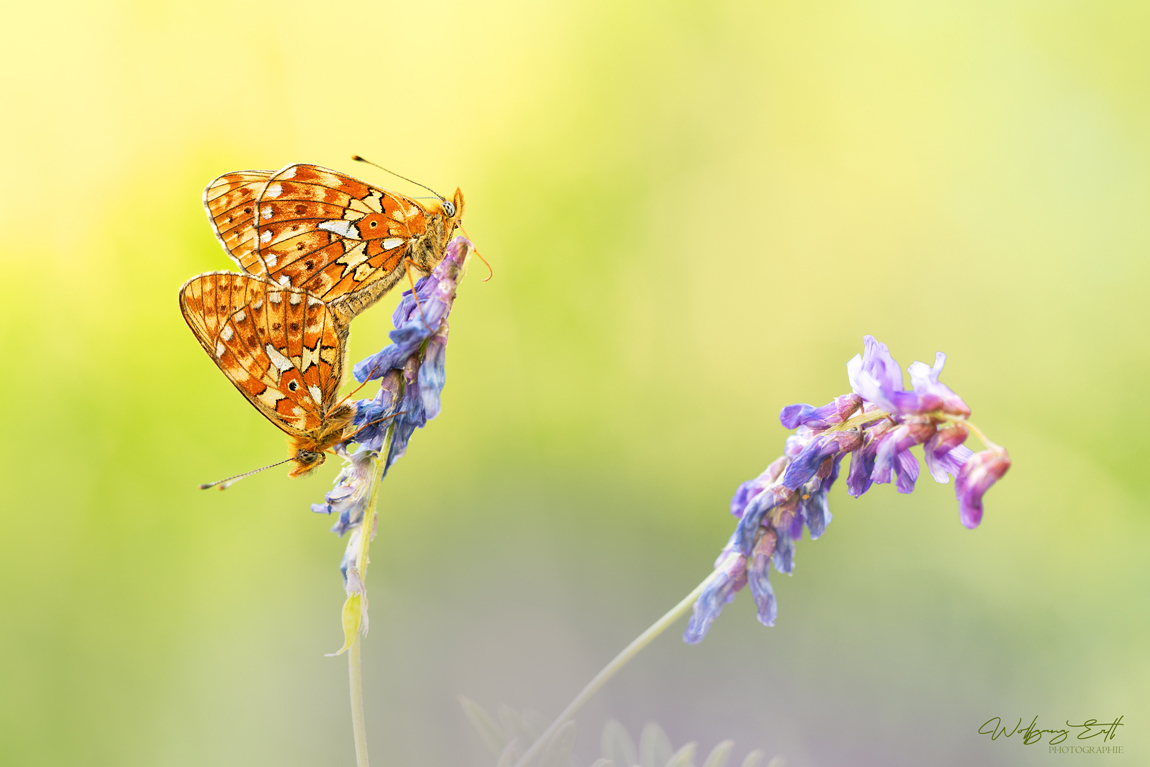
179, 271, 356, 478
202, 163, 464, 323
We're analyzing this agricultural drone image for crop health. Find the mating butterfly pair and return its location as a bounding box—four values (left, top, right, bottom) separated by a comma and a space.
179, 164, 464, 478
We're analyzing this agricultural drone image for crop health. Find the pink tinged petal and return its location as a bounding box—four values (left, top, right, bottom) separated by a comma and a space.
894, 449, 920, 494
748, 530, 778, 627
730, 455, 788, 518
684, 547, 748, 644
779, 393, 863, 430
907, 353, 971, 417
924, 424, 970, 483
955, 448, 1011, 529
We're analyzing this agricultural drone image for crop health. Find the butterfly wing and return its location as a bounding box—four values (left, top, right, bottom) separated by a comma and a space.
179, 272, 349, 439
203, 170, 275, 278
252, 163, 428, 290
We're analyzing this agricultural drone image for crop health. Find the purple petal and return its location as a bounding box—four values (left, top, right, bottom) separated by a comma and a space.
955, 448, 1011, 528
779, 394, 863, 430
847, 336, 903, 398
730, 456, 788, 518
846, 439, 877, 497
747, 530, 778, 627
684, 548, 747, 644
894, 449, 920, 494
781, 431, 861, 491
923, 424, 971, 483
908, 353, 971, 417
418, 321, 449, 420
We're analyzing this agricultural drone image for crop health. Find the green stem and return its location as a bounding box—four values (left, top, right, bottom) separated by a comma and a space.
512, 571, 720, 767
345, 429, 394, 767
349, 634, 369, 767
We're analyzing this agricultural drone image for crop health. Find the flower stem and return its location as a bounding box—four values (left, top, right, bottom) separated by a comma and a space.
345, 428, 394, 767
511, 571, 720, 767
349, 633, 369, 767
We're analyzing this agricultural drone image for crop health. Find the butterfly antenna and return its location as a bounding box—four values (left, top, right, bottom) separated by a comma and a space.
199, 457, 294, 491
351, 155, 446, 203
460, 228, 493, 282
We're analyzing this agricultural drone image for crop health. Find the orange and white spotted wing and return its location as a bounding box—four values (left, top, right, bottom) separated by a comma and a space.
202, 164, 462, 318
202, 170, 275, 279
178, 272, 349, 439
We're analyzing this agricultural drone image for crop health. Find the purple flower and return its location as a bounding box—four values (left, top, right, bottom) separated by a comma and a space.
908, 354, 970, 418
780, 430, 861, 491
923, 424, 973, 483
311, 447, 376, 537
312, 236, 473, 573
779, 394, 862, 430
731, 456, 788, 518
686, 335, 1010, 643
955, 448, 1011, 529
684, 541, 748, 644
747, 529, 778, 627
872, 420, 935, 493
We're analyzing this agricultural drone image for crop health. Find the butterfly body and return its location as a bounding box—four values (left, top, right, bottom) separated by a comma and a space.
178, 271, 355, 476
203, 163, 464, 323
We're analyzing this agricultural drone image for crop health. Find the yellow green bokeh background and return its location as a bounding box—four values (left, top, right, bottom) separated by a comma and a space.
2, 2, 1147, 765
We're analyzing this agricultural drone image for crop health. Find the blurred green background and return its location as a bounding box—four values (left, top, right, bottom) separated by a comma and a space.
1, 1, 1146, 765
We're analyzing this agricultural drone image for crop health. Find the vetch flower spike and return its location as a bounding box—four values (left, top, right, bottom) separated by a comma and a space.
511, 336, 1010, 767
686, 334, 1010, 643
305, 236, 474, 767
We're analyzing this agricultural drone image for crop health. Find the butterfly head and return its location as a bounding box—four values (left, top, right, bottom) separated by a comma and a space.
441, 188, 465, 228
288, 448, 326, 477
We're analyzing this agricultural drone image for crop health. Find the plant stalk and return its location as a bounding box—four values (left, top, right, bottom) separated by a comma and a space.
512, 571, 719, 767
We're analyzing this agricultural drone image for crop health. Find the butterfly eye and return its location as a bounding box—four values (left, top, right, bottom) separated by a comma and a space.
296, 449, 321, 465
442, 200, 456, 217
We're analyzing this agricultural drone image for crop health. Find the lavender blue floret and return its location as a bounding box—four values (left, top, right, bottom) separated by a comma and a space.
685, 335, 1010, 644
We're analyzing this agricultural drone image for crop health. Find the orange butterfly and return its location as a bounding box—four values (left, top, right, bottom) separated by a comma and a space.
202, 162, 464, 322
179, 271, 356, 478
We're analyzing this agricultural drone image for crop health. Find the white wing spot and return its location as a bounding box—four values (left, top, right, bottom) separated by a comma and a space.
266, 183, 283, 198
265, 253, 277, 267
252, 299, 264, 310
281, 167, 297, 179
233, 311, 246, 323
265, 344, 294, 372
289, 293, 302, 306
261, 206, 272, 220
220, 325, 234, 342
307, 296, 323, 307
215, 341, 225, 357
381, 237, 405, 250
318, 219, 361, 240
269, 292, 282, 305
278, 276, 291, 286
308, 385, 322, 403
260, 229, 273, 244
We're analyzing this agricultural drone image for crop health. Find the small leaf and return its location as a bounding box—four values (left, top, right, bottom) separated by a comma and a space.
602, 720, 638, 767
739, 751, 766, 767
640, 722, 673, 767
701, 740, 734, 767
496, 739, 522, 767
325, 593, 361, 656
664, 742, 697, 767
539, 720, 577, 767
457, 696, 506, 756
499, 705, 527, 743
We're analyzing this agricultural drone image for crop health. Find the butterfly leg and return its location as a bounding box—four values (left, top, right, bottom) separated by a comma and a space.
404, 258, 435, 333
